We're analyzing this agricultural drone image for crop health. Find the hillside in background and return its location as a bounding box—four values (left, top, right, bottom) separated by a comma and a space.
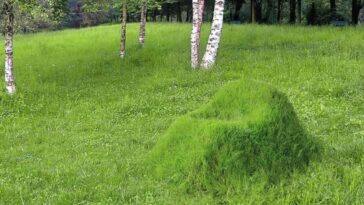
0, 23, 363, 204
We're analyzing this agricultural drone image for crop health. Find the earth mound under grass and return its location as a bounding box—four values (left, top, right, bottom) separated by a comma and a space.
149, 80, 318, 191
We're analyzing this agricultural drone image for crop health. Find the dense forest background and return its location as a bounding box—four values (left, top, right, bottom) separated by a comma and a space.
0, 0, 363, 33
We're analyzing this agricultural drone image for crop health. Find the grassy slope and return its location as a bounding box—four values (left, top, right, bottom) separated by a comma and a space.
0, 23, 363, 204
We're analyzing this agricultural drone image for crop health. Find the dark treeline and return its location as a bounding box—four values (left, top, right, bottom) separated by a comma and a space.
2, 0, 364, 33
65, 0, 364, 25
121, 0, 363, 25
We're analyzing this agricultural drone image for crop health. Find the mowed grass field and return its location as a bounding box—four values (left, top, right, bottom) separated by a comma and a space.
0, 23, 363, 204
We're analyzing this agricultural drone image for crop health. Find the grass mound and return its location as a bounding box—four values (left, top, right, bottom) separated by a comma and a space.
149, 80, 319, 192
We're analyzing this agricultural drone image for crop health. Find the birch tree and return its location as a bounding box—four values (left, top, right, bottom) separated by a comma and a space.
3, 0, 16, 94
120, 0, 127, 58
200, 0, 224, 69
190, 0, 204, 68
138, 0, 147, 46
1, 0, 67, 94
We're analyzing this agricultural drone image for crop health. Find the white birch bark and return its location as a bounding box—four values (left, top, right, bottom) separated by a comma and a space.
201, 0, 225, 69
3, 0, 15, 94
138, 0, 147, 46
120, 0, 127, 58
190, 0, 204, 69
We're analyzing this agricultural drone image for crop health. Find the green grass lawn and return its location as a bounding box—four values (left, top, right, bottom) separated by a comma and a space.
0, 23, 363, 204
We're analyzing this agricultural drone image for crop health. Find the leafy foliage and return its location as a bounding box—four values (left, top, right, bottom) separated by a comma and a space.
0, 0, 68, 32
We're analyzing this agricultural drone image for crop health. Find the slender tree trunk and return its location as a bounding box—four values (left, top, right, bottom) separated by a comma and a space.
176, 2, 182, 22
153, 8, 157, 22
201, 0, 225, 69
191, 0, 205, 68
289, 0, 296, 24
330, 0, 336, 20
277, 0, 282, 22
251, 0, 256, 23
297, 0, 301, 23
233, 0, 244, 21
3, 0, 15, 94
352, 0, 360, 24
271, 0, 276, 23
307, 2, 317, 25
266, 0, 273, 23
120, 0, 127, 58
186, 3, 192, 22
229, 2, 234, 21
160, 5, 164, 21
166, 4, 170, 21
256, 1, 262, 22
139, 0, 147, 46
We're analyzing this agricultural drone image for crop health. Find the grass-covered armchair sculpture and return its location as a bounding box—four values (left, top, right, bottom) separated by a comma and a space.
149, 80, 319, 192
